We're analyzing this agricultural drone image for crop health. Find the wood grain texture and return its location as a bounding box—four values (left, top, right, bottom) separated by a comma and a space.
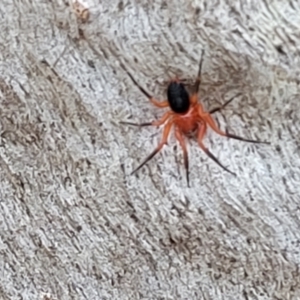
0, 0, 300, 299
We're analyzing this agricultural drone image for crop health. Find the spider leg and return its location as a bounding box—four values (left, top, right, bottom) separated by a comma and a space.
150, 98, 169, 108
175, 127, 190, 187
197, 122, 236, 176
194, 49, 205, 94
123, 66, 169, 108
120, 111, 172, 127
202, 112, 269, 144
131, 119, 173, 175
209, 93, 242, 114
120, 121, 152, 127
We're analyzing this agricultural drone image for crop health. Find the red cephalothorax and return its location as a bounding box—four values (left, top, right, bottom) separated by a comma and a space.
121, 50, 269, 187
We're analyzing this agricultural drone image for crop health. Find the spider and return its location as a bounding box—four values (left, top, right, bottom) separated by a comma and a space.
121, 50, 269, 187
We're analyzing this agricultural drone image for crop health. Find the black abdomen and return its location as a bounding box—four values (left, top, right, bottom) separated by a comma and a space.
167, 82, 190, 114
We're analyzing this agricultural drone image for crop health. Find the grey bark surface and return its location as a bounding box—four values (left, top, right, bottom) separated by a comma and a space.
0, 0, 300, 299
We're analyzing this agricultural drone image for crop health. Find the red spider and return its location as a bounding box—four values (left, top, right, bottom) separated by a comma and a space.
121, 50, 269, 187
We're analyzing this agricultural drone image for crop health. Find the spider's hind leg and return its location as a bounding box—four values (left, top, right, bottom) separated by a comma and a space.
209, 93, 242, 114
194, 49, 205, 94
121, 63, 169, 108
120, 111, 172, 127
120, 121, 152, 127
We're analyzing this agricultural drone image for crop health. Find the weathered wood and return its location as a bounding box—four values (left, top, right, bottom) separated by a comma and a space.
0, 0, 299, 299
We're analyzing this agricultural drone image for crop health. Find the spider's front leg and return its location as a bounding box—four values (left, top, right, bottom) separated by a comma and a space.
175, 127, 190, 187
197, 122, 236, 176
130, 119, 174, 175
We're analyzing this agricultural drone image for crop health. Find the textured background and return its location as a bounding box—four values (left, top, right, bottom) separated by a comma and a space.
0, 0, 300, 299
